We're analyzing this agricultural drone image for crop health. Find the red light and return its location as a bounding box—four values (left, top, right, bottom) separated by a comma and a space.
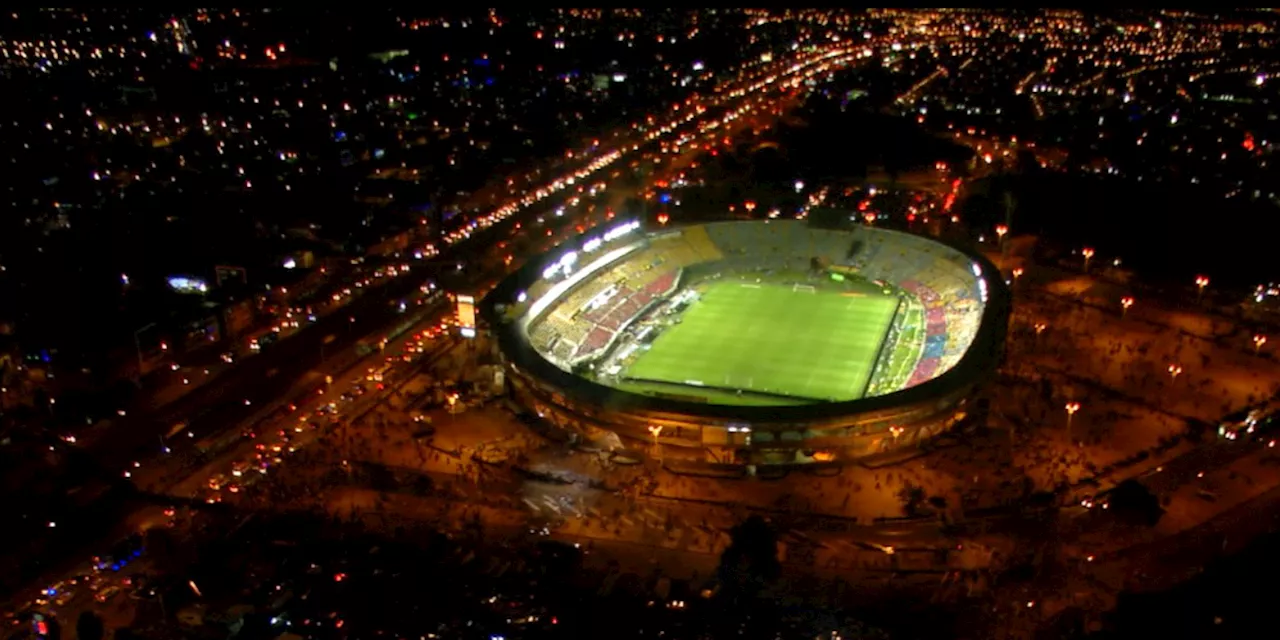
552, 616, 558, 624
334, 573, 346, 582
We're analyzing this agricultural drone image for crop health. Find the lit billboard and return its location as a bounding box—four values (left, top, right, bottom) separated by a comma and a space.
456, 294, 476, 338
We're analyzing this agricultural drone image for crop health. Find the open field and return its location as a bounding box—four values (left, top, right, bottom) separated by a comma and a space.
624, 281, 899, 404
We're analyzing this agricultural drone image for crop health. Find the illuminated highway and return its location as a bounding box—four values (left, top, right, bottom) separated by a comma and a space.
69, 39, 882, 491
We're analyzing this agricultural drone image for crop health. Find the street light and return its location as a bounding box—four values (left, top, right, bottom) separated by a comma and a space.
1168, 363, 1183, 382
1012, 267, 1024, 283
1254, 334, 1268, 354
1082, 247, 1095, 272
1064, 402, 1081, 439
1195, 275, 1210, 301
1120, 296, 1134, 318
648, 425, 663, 459
995, 224, 1008, 248
1034, 322, 1047, 336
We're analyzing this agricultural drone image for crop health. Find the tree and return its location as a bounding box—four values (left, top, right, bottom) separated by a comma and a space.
1108, 479, 1164, 527
411, 475, 434, 497
896, 482, 927, 517
76, 612, 105, 640
145, 526, 188, 576
716, 515, 781, 599
366, 463, 397, 492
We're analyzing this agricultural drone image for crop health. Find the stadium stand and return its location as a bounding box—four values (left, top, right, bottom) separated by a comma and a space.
682, 226, 724, 262
526, 231, 714, 365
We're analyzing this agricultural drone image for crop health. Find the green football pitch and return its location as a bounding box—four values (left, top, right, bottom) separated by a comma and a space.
623, 281, 900, 404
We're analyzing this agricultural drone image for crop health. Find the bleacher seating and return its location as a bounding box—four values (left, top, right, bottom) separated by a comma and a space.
683, 226, 724, 262
574, 327, 613, 360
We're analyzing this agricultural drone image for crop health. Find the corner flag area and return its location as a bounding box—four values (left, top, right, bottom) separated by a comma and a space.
623, 280, 900, 404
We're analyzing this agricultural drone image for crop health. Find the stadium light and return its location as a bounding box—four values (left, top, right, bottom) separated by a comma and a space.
603, 220, 640, 242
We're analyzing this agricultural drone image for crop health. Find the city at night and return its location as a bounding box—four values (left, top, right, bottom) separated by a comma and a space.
5, 8, 1280, 639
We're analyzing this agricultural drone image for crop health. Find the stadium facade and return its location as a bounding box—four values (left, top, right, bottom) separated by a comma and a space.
480, 218, 1011, 466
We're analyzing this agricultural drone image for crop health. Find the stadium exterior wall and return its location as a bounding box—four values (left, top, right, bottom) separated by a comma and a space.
481, 221, 1012, 465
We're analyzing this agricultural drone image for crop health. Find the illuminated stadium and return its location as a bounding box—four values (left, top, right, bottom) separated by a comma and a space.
481, 218, 1011, 466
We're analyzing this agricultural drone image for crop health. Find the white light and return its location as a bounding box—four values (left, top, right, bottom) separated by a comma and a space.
283, 257, 297, 269
517, 291, 528, 303
167, 276, 209, 294
970, 262, 983, 277
603, 220, 640, 241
